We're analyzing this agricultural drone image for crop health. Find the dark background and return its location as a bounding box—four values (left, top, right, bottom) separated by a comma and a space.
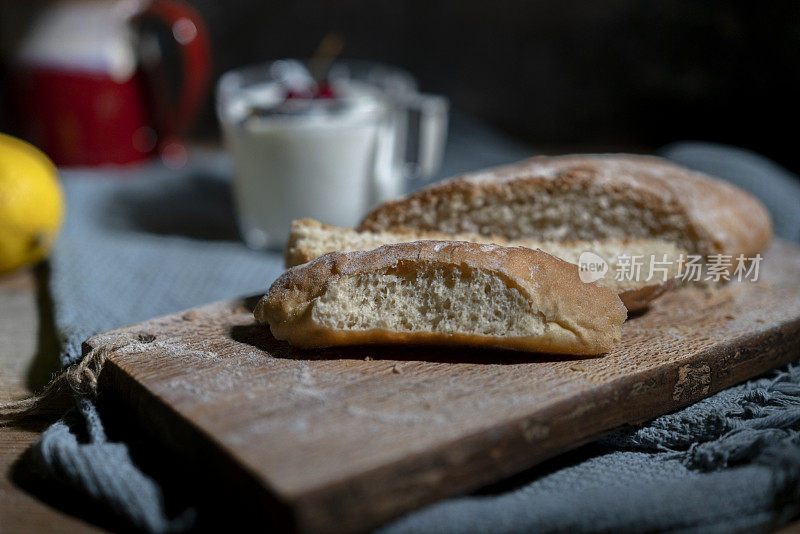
3, 0, 800, 173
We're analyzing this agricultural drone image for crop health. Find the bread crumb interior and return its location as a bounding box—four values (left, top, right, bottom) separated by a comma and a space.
312, 264, 545, 336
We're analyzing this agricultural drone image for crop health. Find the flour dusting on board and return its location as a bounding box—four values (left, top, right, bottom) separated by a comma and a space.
117, 338, 219, 360
346, 404, 450, 425
115, 334, 284, 402
289, 363, 328, 402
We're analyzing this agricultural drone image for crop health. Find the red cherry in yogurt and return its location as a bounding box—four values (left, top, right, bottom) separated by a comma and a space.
285, 82, 336, 100
315, 82, 336, 99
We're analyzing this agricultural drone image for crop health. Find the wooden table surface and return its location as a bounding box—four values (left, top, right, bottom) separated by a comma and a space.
0, 267, 103, 534
2, 265, 799, 533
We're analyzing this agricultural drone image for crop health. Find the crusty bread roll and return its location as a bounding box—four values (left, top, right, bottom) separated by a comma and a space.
284, 218, 684, 311
256, 241, 627, 355
358, 154, 773, 259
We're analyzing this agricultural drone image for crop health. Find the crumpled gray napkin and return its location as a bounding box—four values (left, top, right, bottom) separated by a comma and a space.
383, 366, 800, 534
32, 156, 286, 532
26, 133, 800, 533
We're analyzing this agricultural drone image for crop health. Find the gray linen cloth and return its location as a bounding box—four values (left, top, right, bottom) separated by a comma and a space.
23, 124, 800, 532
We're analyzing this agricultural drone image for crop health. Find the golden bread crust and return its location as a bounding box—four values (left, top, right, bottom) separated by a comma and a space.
358, 154, 772, 258
257, 241, 627, 355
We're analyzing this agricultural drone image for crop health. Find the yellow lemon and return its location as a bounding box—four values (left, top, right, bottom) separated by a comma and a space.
0, 133, 64, 275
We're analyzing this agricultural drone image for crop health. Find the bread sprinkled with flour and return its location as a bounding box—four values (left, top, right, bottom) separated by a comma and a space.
284, 218, 684, 311
359, 154, 773, 259
256, 241, 627, 355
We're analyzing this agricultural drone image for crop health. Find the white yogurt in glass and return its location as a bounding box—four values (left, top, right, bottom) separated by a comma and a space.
220, 80, 389, 248
217, 60, 448, 249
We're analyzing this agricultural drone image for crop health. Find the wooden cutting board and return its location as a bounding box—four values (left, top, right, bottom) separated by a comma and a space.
91, 239, 800, 533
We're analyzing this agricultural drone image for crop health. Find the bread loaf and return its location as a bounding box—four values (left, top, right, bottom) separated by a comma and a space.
285, 218, 684, 311
256, 241, 627, 355
358, 154, 773, 259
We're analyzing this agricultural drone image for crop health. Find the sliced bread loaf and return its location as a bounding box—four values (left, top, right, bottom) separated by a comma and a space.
257, 241, 627, 354
358, 154, 773, 259
285, 218, 684, 311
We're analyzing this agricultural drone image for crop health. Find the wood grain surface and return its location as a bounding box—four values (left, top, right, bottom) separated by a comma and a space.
0, 268, 103, 534
90, 239, 800, 533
